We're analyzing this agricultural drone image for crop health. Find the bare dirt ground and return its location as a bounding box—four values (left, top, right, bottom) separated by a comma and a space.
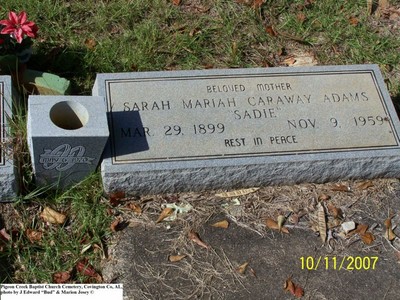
102, 178, 400, 299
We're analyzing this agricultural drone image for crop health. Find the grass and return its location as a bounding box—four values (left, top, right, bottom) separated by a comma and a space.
1, 173, 111, 283
0, 0, 400, 284
3, 0, 399, 93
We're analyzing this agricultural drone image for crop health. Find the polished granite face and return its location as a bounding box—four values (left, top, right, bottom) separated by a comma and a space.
93, 65, 400, 195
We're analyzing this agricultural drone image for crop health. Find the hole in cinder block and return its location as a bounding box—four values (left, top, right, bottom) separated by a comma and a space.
50, 101, 89, 130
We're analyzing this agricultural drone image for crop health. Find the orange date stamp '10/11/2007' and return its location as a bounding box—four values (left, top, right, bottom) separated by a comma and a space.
300, 256, 379, 271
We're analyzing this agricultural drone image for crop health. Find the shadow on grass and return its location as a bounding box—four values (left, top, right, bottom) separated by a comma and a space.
28, 43, 92, 95
392, 93, 400, 118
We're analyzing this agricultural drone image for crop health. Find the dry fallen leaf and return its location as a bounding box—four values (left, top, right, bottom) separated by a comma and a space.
327, 203, 343, 219
349, 16, 359, 26
265, 218, 289, 234
288, 214, 299, 224
284, 277, 304, 298
252, 0, 265, 8
53, 271, 71, 283
92, 244, 104, 257
189, 28, 201, 37
215, 187, 259, 198
236, 262, 249, 274
304, 0, 315, 8
26, 229, 43, 243
211, 220, 229, 229
127, 203, 142, 215
348, 223, 374, 244
84, 38, 96, 50
109, 191, 126, 206
236, 0, 265, 8
0, 228, 11, 242
235, 0, 252, 5
294, 285, 305, 298
266, 218, 279, 230
357, 223, 369, 235
265, 25, 277, 37
188, 231, 210, 249
0, 228, 10, 251
318, 194, 331, 201
384, 218, 397, 241
110, 216, 122, 232
232, 41, 237, 57
76, 259, 102, 282
156, 207, 174, 223
331, 183, 351, 192
378, 0, 389, 12
297, 12, 306, 23
277, 215, 286, 231
283, 50, 317, 67
360, 232, 375, 245
367, 0, 373, 15
172, 0, 181, 5
81, 243, 92, 255
356, 181, 374, 190
384, 218, 392, 228
388, 8, 400, 20
387, 228, 397, 241
284, 277, 296, 294
169, 254, 186, 262
317, 203, 327, 243
280, 226, 289, 234
249, 267, 257, 277
283, 57, 296, 66
40, 207, 66, 224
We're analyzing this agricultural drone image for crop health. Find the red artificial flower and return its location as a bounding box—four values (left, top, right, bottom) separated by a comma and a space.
0, 11, 38, 43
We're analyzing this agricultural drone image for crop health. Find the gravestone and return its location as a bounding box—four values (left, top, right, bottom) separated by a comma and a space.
0, 76, 17, 201
27, 96, 109, 187
93, 64, 400, 195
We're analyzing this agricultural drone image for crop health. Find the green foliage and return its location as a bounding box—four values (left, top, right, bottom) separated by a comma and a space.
2, 173, 111, 283
2, 0, 398, 93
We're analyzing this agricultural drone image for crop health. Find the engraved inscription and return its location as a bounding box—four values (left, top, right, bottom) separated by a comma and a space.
182, 98, 236, 109
39, 144, 95, 171
123, 100, 171, 111
105, 71, 399, 164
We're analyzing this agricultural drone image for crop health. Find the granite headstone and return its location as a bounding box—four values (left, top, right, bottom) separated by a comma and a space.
0, 76, 17, 201
93, 65, 400, 195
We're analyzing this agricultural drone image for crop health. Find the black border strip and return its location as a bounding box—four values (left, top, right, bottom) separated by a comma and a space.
105, 70, 400, 164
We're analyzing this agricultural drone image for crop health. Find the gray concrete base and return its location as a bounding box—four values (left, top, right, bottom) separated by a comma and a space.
102, 150, 400, 195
